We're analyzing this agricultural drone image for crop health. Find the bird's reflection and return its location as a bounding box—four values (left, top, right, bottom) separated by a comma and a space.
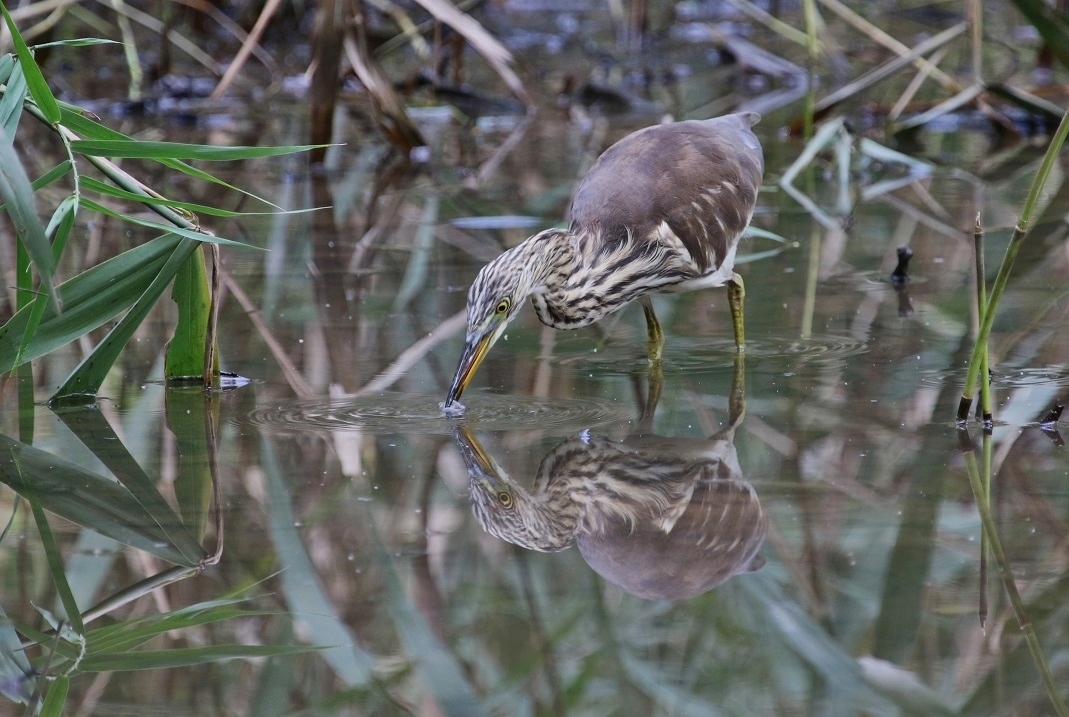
453, 359, 766, 600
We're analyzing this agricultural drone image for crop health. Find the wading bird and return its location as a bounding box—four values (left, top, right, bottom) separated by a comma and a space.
443, 112, 764, 415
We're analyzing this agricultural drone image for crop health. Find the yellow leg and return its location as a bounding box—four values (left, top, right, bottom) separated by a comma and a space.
728, 350, 746, 427
641, 297, 664, 363
728, 273, 745, 351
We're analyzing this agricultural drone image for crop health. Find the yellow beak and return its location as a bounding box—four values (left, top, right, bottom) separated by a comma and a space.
443, 328, 495, 411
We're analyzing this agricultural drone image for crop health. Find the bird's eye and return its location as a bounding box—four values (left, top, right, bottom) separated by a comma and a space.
498, 491, 513, 508
495, 299, 510, 315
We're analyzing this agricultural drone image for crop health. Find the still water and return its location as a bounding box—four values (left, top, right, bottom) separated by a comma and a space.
3, 3, 1069, 715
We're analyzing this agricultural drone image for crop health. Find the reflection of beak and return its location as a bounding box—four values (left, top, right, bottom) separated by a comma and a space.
444, 328, 495, 408
453, 425, 496, 480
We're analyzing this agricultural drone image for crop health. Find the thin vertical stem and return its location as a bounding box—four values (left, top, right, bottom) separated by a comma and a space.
960, 431, 1069, 716
973, 215, 991, 423
957, 106, 1069, 422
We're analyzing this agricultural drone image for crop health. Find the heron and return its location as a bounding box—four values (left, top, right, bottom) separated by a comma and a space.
443, 112, 764, 415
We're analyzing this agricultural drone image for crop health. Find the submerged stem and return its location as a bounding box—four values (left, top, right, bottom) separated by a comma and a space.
960, 430, 1069, 716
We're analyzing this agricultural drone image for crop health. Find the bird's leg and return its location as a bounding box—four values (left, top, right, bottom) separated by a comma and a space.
728, 350, 746, 428
728, 273, 746, 351
640, 297, 664, 363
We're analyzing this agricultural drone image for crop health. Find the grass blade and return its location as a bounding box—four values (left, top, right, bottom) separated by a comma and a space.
78, 644, 318, 672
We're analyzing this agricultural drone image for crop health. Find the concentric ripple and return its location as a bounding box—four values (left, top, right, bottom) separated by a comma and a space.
548, 334, 871, 376
243, 392, 634, 436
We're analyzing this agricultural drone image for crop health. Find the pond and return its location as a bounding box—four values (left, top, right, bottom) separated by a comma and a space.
2, 0, 1069, 715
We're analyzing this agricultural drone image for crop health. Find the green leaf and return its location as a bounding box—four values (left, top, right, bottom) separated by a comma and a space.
39, 675, 69, 717
0, 125, 60, 311
33, 38, 121, 50
0, 3, 61, 123
0, 53, 15, 85
79, 197, 261, 249
44, 193, 77, 262
70, 139, 328, 161
0, 235, 183, 372
31, 160, 73, 192
165, 249, 213, 380
0, 58, 27, 138
78, 645, 318, 673
78, 176, 324, 218
58, 108, 283, 209
54, 237, 201, 400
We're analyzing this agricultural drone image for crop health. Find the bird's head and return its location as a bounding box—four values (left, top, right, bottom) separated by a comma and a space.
453, 425, 576, 552
443, 247, 532, 411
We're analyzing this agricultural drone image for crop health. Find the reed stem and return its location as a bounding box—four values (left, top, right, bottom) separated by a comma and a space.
956, 106, 1069, 423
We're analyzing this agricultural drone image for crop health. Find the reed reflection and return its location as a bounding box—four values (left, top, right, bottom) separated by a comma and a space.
453, 359, 766, 600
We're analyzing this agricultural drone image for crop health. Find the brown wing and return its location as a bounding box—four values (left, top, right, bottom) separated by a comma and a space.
568, 112, 764, 273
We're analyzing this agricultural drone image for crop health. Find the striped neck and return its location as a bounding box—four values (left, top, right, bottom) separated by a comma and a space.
530, 225, 693, 329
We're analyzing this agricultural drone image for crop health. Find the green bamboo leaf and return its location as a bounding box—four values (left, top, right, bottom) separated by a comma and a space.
8, 619, 81, 663
0, 4, 61, 123
0, 58, 26, 138
58, 109, 283, 209
32, 160, 72, 192
86, 597, 255, 642
39, 675, 69, 717
0, 125, 60, 311
55, 237, 201, 400
0, 235, 183, 372
70, 139, 327, 161
78, 176, 322, 218
33, 38, 121, 50
78, 644, 318, 672
44, 193, 77, 261
79, 197, 260, 249
166, 249, 213, 380
0, 53, 14, 84
0, 161, 72, 215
